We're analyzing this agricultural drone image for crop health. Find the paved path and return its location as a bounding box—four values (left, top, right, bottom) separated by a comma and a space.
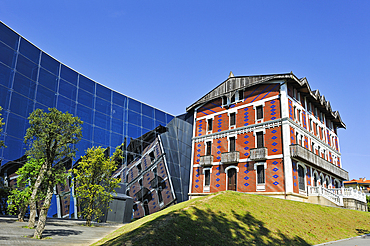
316, 234, 370, 246
0, 216, 123, 245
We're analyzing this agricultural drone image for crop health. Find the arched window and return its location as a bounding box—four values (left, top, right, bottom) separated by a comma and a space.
320, 175, 324, 187
326, 177, 331, 188
313, 172, 318, 187
298, 165, 305, 190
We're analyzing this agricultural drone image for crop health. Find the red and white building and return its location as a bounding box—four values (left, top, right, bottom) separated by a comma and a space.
187, 72, 366, 210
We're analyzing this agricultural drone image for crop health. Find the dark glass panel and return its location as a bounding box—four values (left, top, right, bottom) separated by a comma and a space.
38, 68, 58, 91
96, 84, 111, 101
16, 54, 38, 81
127, 123, 141, 139
94, 111, 110, 130
19, 38, 40, 64
128, 110, 141, 126
34, 103, 48, 112
95, 97, 111, 115
166, 115, 174, 124
57, 95, 76, 114
77, 89, 94, 108
93, 127, 109, 146
76, 104, 93, 124
112, 118, 123, 135
40, 52, 59, 75
0, 41, 16, 67
155, 109, 166, 123
59, 79, 77, 101
142, 116, 154, 130
0, 63, 13, 88
60, 65, 77, 85
0, 22, 19, 49
79, 75, 95, 94
112, 104, 124, 120
6, 113, 27, 139
112, 91, 126, 106
3, 136, 25, 161
10, 92, 34, 117
142, 103, 154, 118
127, 98, 141, 113
111, 133, 123, 148
75, 139, 92, 160
36, 85, 56, 107
13, 72, 36, 99
81, 122, 93, 141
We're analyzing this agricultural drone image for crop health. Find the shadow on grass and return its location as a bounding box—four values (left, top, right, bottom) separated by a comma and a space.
101, 207, 311, 246
356, 228, 370, 234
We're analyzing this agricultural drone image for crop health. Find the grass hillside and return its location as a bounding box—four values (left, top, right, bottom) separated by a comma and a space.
93, 191, 370, 246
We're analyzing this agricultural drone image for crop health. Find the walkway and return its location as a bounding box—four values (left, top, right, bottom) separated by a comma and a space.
0, 216, 123, 245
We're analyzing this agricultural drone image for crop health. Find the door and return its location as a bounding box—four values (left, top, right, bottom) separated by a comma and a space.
228, 168, 237, 191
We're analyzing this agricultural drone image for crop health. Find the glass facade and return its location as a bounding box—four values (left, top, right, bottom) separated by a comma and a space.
0, 21, 175, 166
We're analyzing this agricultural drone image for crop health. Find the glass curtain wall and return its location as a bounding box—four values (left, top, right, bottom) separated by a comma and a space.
0, 21, 174, 166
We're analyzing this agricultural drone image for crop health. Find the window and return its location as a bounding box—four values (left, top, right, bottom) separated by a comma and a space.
298, 165, 305, 190
311, 142, 315, 152
149, 151, 155, 163
256, 132, 264, 148
297, 109, 301, 123
256, 105, 263, 120
126, 189, 130, 196
153, 167, 157, 176
158, 187, 163, 204
139, 178, 143, 188
137, 164, 142, 173
293, 106, 296, 119
257, 165, 265, 184
314, 173, 318, 187
238, 90, 244, 101
309, 118, 313, 131
206, 141, 212, 155
230, 112, 236, 126
231, 94, 236, 103
222, 96, 228, 106
229, 136, 236, 152
204, 169, 210, 186
207, 118, 213, 131
307, 102, 311, 112
295, 132, 299, 145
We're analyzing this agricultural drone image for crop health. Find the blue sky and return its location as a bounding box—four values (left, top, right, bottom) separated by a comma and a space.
1, 0, 369, 180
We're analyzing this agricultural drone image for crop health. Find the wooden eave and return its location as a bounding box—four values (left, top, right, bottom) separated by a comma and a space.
186, 72, 346, 129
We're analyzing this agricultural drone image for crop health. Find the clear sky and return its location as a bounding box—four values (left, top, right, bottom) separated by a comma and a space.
1, 0, 369, 180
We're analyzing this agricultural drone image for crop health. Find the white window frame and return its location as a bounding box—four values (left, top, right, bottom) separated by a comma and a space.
253, 102, 265, 123
227, 134, 237, 152
253, 129, 265, 148
297, 163, 307, 193
225, 165, 239, 191
227, 109, 238, 128
254, 162, 267, 191
203, 167, 212, 192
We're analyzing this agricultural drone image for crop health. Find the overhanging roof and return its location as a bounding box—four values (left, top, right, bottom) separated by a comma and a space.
186, 72, 345, 129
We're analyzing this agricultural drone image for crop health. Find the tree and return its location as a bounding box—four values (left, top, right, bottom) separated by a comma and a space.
367, 195, 370, 212
0, 106, 7, 214
73, 146, 122, 226
24, 108, 82, 238
7, 157, 44, 222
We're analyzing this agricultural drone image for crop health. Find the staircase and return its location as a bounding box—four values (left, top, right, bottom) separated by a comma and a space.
307, 186, 367, 211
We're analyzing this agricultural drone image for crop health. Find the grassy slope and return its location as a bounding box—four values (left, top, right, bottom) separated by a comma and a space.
93, 191, 370, 246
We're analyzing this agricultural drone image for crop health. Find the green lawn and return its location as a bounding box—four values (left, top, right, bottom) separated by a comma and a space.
93, 191, 370, 246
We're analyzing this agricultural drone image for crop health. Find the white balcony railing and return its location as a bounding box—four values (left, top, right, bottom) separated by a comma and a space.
308, 186, 367, 206
199, 155, 213, 167
221, 151, 239, 164
250, 147, 268, 161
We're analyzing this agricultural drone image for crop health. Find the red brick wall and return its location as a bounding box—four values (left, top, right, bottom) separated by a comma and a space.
265, 127, 282, 155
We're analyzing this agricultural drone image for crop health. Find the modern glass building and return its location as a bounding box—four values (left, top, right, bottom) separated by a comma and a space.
0, 20, 175, 166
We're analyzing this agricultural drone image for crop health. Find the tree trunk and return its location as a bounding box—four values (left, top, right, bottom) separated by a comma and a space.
33, 184, 53, 239
28, 162, 47, 228
17, 205, 27, 222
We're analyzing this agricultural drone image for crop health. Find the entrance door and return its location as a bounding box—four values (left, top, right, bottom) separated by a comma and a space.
228, 168, 237, 191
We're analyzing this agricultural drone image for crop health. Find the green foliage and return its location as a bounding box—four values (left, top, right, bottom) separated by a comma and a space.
0, 177, 10, 215
7, 158, 44, 216
0, 106, 5, 148
73, 146, 122, 226
366, 195, 370, 211
24, 108, 83, 164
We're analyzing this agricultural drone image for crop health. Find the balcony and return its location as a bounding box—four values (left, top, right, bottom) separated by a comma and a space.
250, 147, 268, 161
290, 144, 348, 180
221, 151, 240, 164
135, 187, 151, 202
150, 175, 165, 189
199, 155, 213, 167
